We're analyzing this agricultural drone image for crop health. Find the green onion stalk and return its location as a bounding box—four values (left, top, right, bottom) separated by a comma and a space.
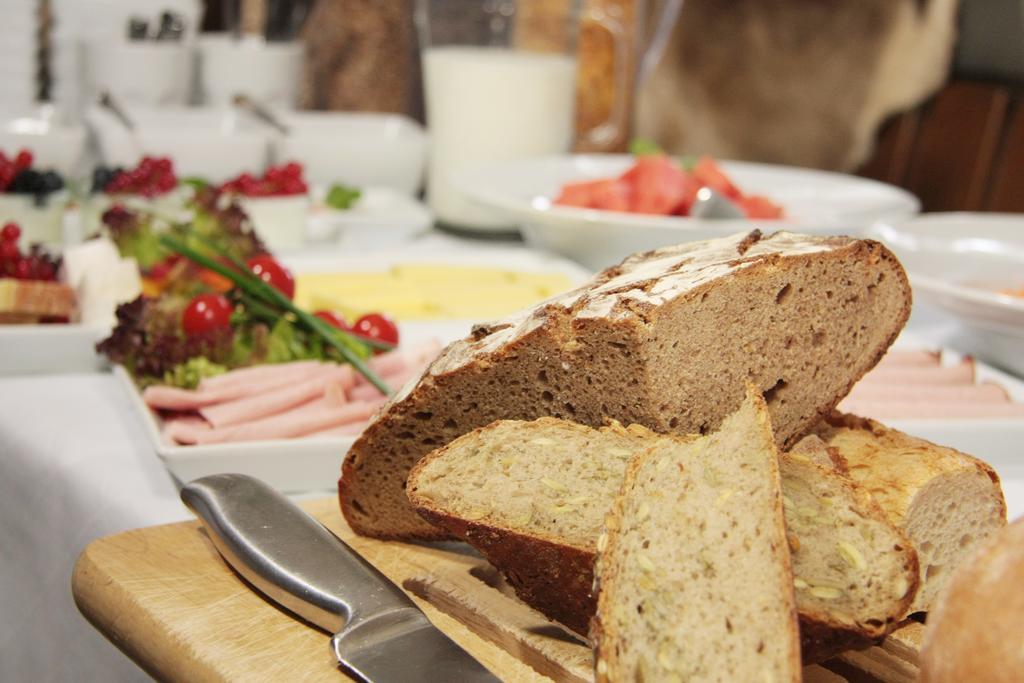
158, 234, 393, 395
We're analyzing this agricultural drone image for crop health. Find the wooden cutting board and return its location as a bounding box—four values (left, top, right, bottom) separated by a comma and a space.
72, 498, 923, 682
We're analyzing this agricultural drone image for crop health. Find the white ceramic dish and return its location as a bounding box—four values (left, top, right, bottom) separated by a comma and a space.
866, 214, 1024, 377
235, 194, 311, 251
307, 186, 433, 248
115, 243, 591, 490
86, 104, 271, 182
270, 111, 427, 195
0, 191, 71, 246
113, 321, 469, 491
0, 107, 87, 177
459, 154, 920, 269
197, 34, 304, 108
0, 323, 107, 375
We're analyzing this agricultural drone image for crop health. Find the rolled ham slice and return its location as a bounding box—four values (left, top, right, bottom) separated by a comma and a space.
361, 339, 443, 383
163, 416, 213, 445
144, 362, 349, 411
856, 362, 976, 386
875, 350, 942, 368
350, 368, 420, 402
199, 368, 352, 428
306, 421, 371, 438
843, 382, 1010, 404
838, 400, 1024, 420
197, 360, 324, 391
194, 397, 386, 445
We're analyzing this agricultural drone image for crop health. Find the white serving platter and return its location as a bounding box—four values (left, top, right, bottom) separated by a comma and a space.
866, 213, 1024, 377
0, 323, 108, 375
458, 154, 920, 269
116, 244, 593, 491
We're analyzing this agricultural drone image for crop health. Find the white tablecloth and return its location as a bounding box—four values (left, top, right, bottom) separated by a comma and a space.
1, 261, 1023, 681
0, 373, 187, 683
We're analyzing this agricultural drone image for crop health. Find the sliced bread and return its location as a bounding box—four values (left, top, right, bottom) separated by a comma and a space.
407, 417, 918, 661
591, 390, 801, 682
807, 412, 1007, 614
345, 230, 911, 539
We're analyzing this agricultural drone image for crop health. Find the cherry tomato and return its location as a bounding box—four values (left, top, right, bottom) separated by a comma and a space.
182, 294, 233, 336
314, 310, 350, 331
247, 255, 295, 299
353, 312, 399, 347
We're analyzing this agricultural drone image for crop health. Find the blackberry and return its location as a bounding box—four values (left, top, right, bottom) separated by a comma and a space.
92, 165, 122, 194
8, 169, 65, 206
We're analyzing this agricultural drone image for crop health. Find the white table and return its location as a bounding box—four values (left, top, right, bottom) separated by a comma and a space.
0, 372, 188, 682
1, 278, 1022, 682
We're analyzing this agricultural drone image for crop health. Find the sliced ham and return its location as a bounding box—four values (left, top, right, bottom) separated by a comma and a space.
306, 421, 371, 438
362, 339, 442, 383
838, 400, 1024, 420
194, 397, 387, 445
844, 382, 1010, 404
163, 416, 213, 445
350, 367, 420, 402
199, 368, 352, 428
875, 350, 942, 367
857, 362, 976, 386
197, 360, 324, 391
144, 362, 346, 411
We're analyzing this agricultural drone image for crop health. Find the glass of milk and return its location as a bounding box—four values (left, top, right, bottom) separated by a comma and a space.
416, 0, 628, 234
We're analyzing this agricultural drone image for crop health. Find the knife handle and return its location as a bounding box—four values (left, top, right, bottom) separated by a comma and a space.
181, 474, 418, 634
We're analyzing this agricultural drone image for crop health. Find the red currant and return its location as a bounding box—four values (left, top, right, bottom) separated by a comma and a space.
1, 223, 21, 242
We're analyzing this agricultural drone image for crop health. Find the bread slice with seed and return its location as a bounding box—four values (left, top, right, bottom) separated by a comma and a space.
344, 230, 911, 540
807, 412, 1007, 614
407, 414, 918, 662
591, 389, 800, 682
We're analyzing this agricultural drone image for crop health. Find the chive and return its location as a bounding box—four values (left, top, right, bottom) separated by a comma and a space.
159, 234, 393, 395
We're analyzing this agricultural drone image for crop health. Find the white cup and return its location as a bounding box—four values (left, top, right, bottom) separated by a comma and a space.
198, 35, 304, 108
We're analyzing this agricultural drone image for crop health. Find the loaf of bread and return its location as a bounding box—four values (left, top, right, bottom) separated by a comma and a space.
808, 412, 1007, 614
592, 389, 801, 682
345, 230, 911, 540
408, 414, 918, 661
919, 517, 1024, 683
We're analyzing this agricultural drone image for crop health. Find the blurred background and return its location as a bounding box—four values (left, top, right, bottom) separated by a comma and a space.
4, 0, 1021, 212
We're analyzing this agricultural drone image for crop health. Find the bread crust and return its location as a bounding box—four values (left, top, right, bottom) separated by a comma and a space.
346, 231, 912, 540
407, 418, 921, 665
812, 411, 1007, 613
919, 518, 1024, 682
593, 390, 802, 681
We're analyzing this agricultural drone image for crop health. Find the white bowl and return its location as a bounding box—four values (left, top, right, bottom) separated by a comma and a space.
198, 34, 304, 108
83, 40, 193, 107
86, 104, 271, 183
235, 194, 311, 250
0, 191, 71, 245
0, 107, 87, 177
307, 185, 432, 247
458, 154, 921, 269
270, 111, 427, 195
866, 213, 1024, 376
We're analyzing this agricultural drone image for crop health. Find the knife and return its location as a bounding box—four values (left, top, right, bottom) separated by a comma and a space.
181, 474, 500, 682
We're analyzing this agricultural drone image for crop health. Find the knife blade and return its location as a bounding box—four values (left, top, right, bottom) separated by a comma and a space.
181, 474, 500, 682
